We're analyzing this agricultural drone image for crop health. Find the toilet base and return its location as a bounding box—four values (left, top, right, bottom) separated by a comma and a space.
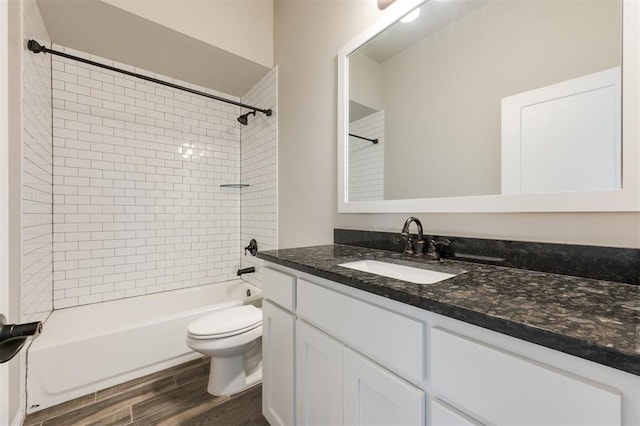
207, 355, 263, 396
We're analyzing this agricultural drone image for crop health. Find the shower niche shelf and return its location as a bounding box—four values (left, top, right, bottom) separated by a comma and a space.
220, 184, 250, 188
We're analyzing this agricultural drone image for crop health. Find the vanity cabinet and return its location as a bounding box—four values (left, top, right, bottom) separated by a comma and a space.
262, 264, 638, 426
296, 320, 344, 425
296, 319, 425, 426
343, 347, 425, 425
262, 300, 295, 426
263, 267, 425, 425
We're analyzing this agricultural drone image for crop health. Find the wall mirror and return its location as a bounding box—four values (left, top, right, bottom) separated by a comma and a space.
337, 0, 639, 213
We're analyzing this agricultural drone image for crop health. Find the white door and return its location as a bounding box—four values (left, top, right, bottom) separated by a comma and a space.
296, 320, 344, 425
262, 300, 296, 426
501, 67, 621, 195
343, 348, 424, 425
1, 0, 12, 422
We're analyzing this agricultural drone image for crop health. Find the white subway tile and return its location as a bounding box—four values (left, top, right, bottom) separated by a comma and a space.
50, 48, 278, 308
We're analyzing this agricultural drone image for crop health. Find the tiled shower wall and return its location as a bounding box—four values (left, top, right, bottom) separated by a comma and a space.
348, 110, 384, 201
52, 46, 244, 308
22, 0, 53, 322
239, 68, 278, 288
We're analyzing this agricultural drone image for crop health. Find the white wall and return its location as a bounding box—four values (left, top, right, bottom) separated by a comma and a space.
274, 0, 640, 249
240, 67, 278, 288
22, 0, 53, 323
349, 51, 382, 111
274, 0, 380, 249
103, 0, 273, 68
52, 47, 243, 308
6, 0, 25, 422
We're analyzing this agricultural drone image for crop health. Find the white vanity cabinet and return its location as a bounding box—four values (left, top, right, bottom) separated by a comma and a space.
343, 347, 425, 425
262, 299, 295, 426
262, 267, 426, 425
261, 266, 297, 426
296, 277, 426, 425
296, 320, 344, 425
262, 264, 640, 426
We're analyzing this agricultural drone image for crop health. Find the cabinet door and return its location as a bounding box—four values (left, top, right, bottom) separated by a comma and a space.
343, 348, 424, 425
262, 301, 295, 426
296, 320, 344, 425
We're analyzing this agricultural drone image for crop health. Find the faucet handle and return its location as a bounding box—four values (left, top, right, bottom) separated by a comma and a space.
426, 238, 451, 260
397, 233, 414, 254
431, 238, 451, 247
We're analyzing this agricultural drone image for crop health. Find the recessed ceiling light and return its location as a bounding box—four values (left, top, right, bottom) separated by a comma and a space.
400, 8, 421, 23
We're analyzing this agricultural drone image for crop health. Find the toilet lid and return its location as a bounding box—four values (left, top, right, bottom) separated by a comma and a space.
188, 305, 262, 338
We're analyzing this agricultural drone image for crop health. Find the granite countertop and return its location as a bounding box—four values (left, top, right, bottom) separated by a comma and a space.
258, 244, 640, 376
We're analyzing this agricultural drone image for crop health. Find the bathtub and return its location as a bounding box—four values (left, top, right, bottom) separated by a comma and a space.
26, 280, 262, 413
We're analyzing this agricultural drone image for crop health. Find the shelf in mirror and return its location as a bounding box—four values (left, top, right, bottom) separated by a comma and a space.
220, 184, 250, 188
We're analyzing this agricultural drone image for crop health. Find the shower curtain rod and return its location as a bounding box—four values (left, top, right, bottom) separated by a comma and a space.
348, 133, 378, 144
27, 40, 272, 117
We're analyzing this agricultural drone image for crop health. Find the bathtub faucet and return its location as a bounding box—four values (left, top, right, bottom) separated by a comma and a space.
237, 267, 256, 276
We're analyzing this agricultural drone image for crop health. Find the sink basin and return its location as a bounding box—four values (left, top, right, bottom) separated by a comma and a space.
338, 260, 457, 284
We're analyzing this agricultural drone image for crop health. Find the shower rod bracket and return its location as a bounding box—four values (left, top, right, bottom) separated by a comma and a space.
27, 39, 273, 119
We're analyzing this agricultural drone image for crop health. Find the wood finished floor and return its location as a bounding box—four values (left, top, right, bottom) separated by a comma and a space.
23, 358, 268, 426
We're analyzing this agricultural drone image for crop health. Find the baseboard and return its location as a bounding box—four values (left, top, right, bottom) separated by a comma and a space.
10, 406, 25, 426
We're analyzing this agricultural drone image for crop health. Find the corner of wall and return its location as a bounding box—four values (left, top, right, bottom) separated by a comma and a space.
21, 0, 53, 322
240, 67, 278, 288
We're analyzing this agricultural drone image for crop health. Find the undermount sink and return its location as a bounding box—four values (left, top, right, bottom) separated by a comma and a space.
338, 260, 457, 284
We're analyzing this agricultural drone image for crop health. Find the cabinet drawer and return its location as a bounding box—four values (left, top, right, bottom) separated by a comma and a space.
297, 278, 425, 384
431, 328, 621, 425
263, 267, 296, 311
431, 399, 481, 426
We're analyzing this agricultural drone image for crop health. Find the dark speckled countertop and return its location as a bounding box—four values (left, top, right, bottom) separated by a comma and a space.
258, 244, 640, 376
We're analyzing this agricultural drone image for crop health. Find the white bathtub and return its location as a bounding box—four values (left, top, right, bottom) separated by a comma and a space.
26, 280, 262, 413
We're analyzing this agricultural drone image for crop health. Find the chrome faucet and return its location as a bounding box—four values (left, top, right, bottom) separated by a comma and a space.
399, 217, 425, 255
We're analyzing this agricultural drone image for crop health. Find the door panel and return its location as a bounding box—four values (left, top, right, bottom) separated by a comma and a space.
343, 347, 424, 425
296, 320, 344, 425
262, 301, 295, 426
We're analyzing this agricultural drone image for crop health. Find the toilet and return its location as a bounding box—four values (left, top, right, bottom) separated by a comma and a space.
186, 304, 263, 396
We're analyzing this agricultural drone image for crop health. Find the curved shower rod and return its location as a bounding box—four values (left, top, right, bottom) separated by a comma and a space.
27, 40, 273, 121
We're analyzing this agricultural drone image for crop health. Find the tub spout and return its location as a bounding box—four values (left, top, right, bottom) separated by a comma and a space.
237, 267, 255, 276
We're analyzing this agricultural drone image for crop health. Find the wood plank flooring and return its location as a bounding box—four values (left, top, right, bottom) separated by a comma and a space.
24, 358, 268, 426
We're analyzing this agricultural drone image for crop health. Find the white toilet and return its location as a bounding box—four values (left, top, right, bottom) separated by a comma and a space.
186, 304, 263, 396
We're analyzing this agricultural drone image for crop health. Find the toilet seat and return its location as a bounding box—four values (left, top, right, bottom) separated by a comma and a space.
188, 305, 262, 339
